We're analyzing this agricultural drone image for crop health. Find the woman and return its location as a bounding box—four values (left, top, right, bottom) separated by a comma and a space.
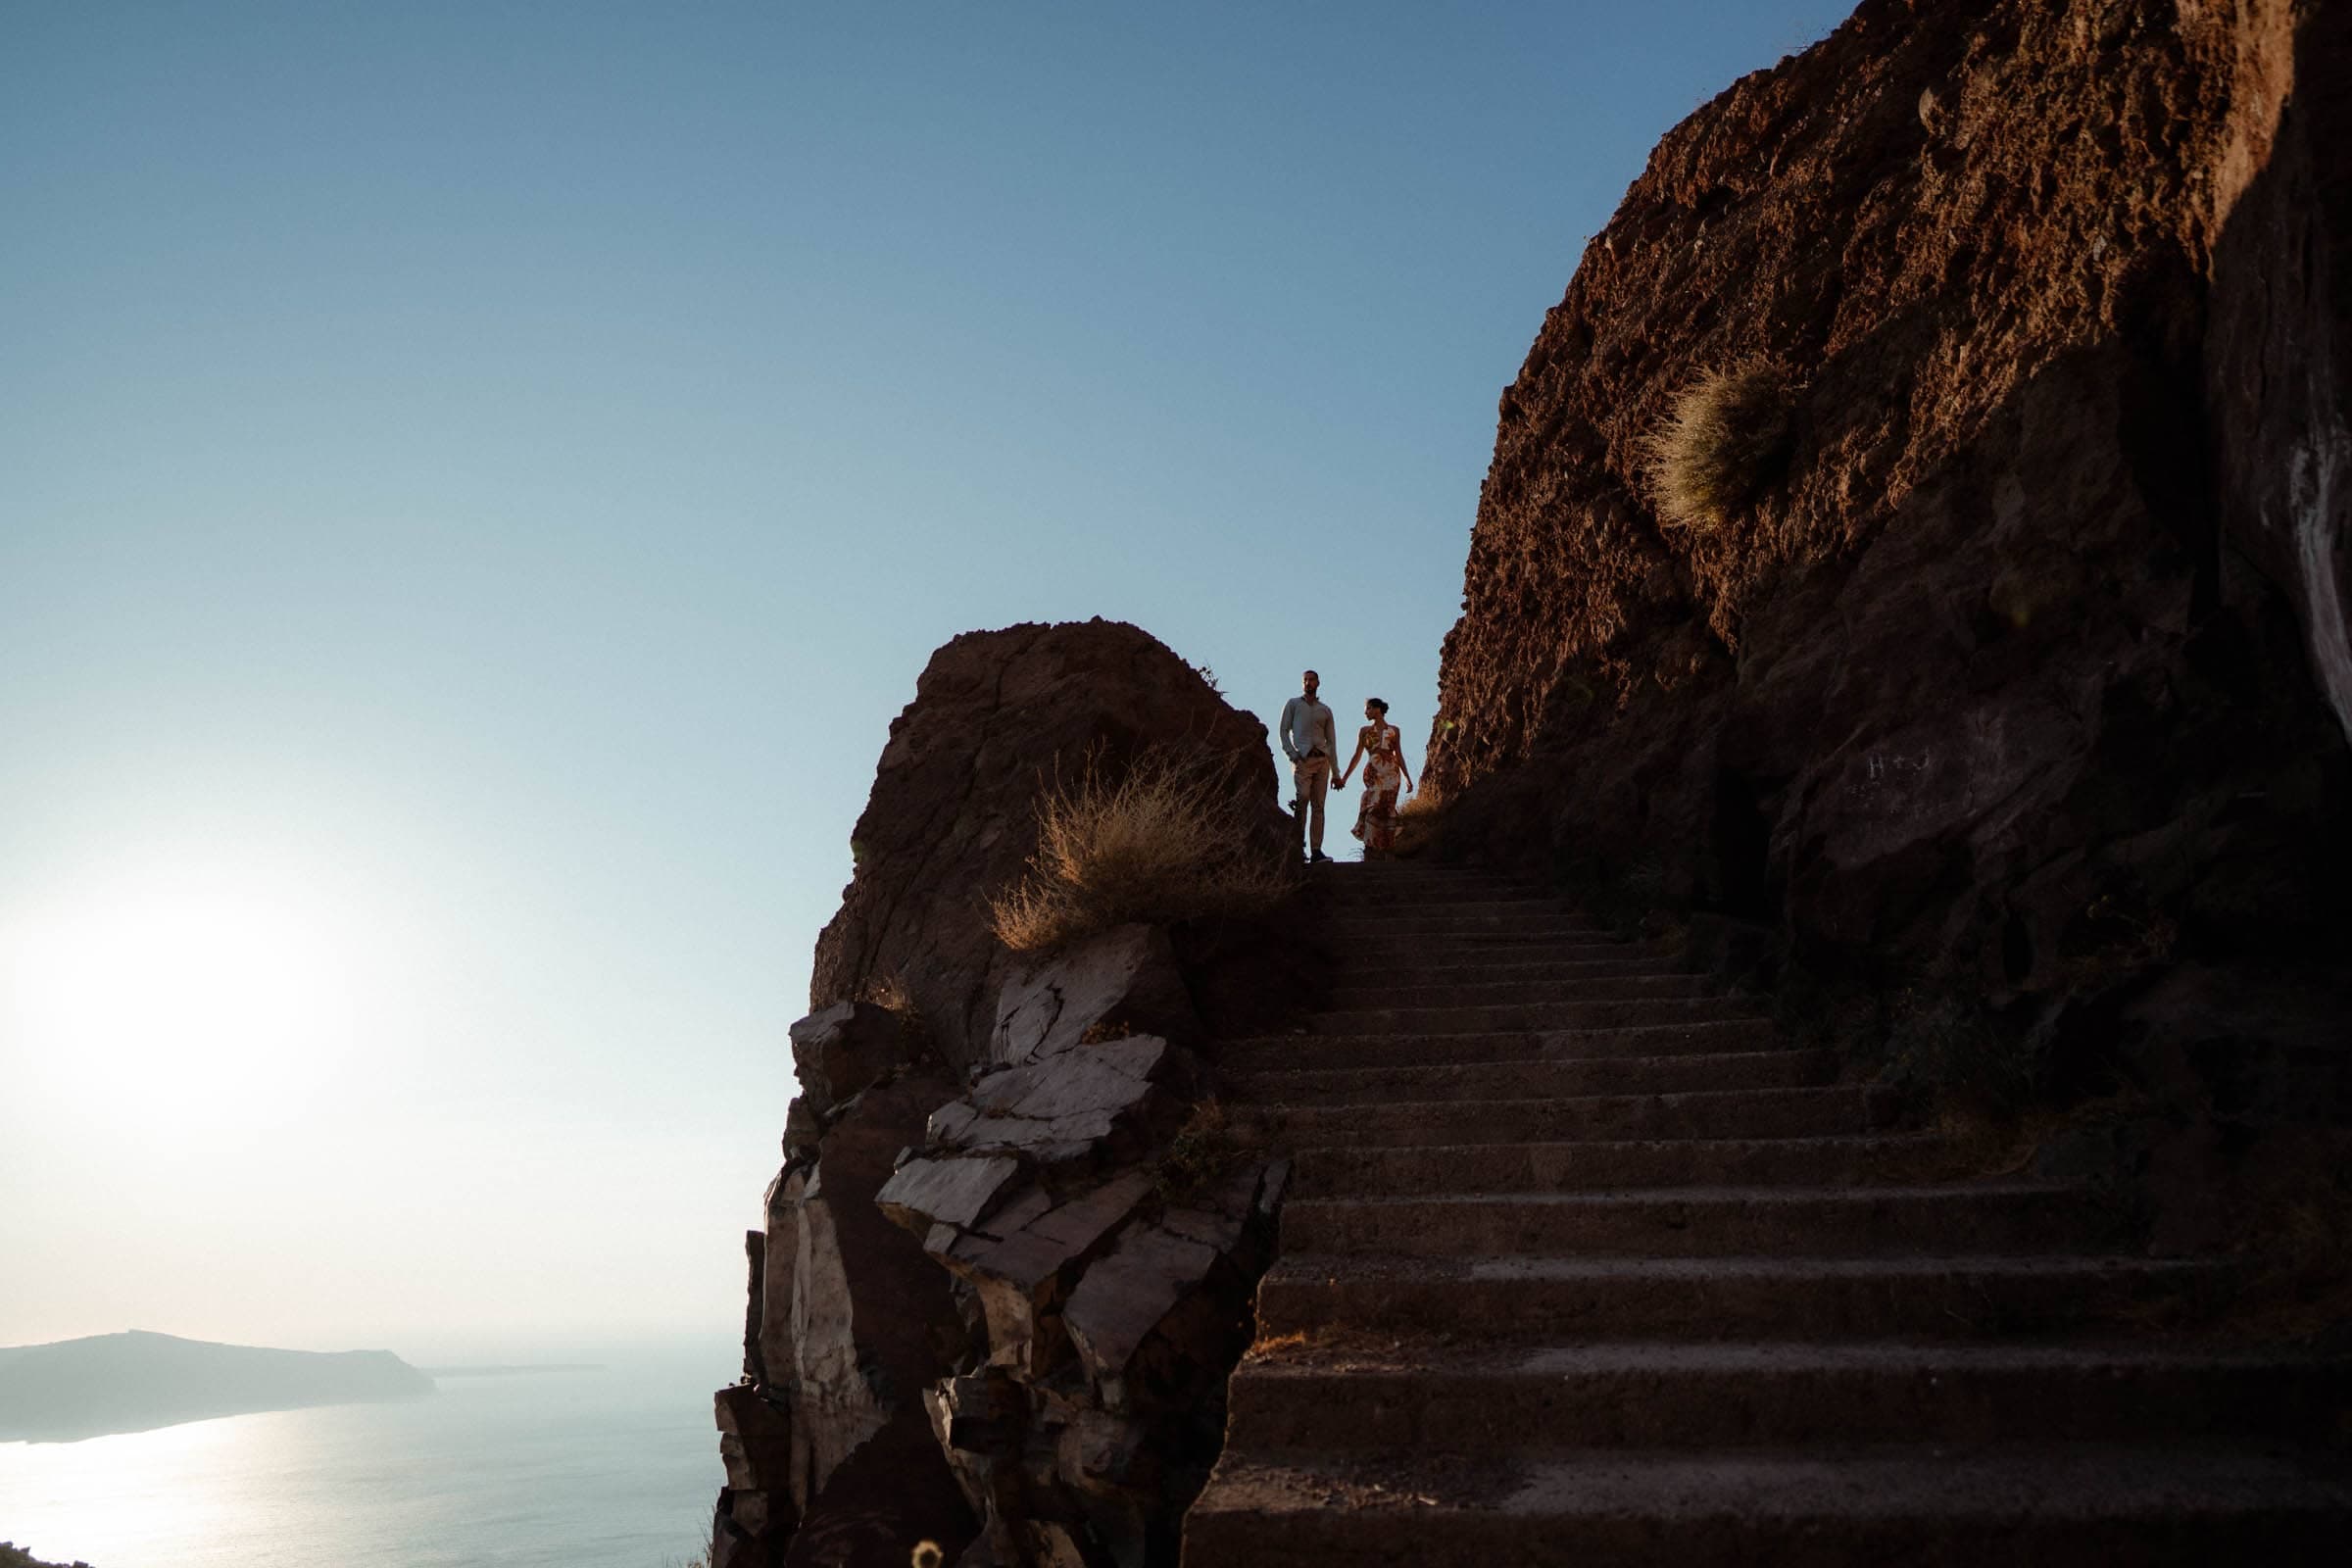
1337, 698, 1413, 857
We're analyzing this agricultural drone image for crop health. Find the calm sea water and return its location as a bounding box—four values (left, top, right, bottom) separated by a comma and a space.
0, 1344, 733, 1568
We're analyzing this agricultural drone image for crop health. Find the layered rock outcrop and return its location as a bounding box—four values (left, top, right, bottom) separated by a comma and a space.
716, 620, 1308, 1568
812, 620, 1289, 1072
1428, 0, 2352, 1073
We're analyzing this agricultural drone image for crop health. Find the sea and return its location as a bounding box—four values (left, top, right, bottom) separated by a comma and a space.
0, 1343, 735, 1568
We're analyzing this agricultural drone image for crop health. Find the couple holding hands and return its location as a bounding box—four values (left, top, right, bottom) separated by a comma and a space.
1278, 668, 1414, 862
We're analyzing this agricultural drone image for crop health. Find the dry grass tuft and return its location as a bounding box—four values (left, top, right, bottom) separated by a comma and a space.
857, 971, 922, 1024
990, 747, 1295, 953
854, 971, 932, 1055
1155, 1099, 1254, 1200
1642, 360, 1792, 531
1243, 1325, 1349, 1362
1385, 788, 1449, 860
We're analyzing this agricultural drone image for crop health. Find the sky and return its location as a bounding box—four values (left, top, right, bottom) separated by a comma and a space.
0, 0, 1857, 1357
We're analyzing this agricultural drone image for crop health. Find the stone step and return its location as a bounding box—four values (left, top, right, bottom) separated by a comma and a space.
1254, 1253, 2234, 1342
1331, 955, 1690, 989
1327, 973, 1721, 1008
1286, 1133, 1967, 1199
1237, 1085, 1889, 1147
1322, 912, 1608, 938
1333, 934, 1637, 962
1234, 1049, 1837, 1108
1226, 1340, 2352, 1450
1183, 1446, 2352, 1567
1318, 885, 1567, 906
1220, 1018, 1783, 1074
1304, 996, 1768, 1036
1306, 865, 1515, 884
1278, 1184, 2102, 1258
1320, 894, 1592, 915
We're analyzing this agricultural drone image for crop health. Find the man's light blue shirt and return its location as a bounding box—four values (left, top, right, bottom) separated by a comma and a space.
1279, 695, 1337, 762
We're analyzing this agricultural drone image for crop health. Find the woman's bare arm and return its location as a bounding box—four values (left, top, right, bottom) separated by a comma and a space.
1338, 726, 1369, 786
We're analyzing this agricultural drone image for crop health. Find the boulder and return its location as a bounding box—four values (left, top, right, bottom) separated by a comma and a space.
810, 620, 1290, 1073
781, 1098, 823, 1159
1060, 1224, 1222, 1395
875, 1154, 1025, 1234
716, 1384, 796, 1494
779, 1417, 974, 1568
756, 1165, 805, 1404
1061, 1162, 1275, 1412
927, 1038, 1188, 1168
738, 1230, 765, 1385
712, 1386, 799, 1568
928, 1170, 1155, 1375
776, 1074, 974, 1557
990, 924, 1200, 1067
788, 1002, 907, 1111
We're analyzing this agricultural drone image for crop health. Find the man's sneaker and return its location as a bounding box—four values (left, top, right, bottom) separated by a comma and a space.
1309, 851, 1333, 863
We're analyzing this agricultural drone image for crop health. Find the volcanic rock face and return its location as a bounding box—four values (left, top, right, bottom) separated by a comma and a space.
811, 619, 1288, 1073
1430, 0, 2352, 1034
719, 620, 1304, 1568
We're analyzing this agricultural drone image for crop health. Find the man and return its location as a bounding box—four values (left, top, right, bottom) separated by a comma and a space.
1279, 668, 1343, 863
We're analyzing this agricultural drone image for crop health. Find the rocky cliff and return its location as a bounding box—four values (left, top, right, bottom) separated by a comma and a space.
812, 621, 1289, 1074
1428, 0, 2352, 1088
716, 620, 1309, 1568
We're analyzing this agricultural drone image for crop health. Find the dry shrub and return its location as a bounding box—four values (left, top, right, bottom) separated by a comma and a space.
990, 747, 1295, 953
1642, 360, 1792, 530
857, 971, 921, 1023
855, 971, 931, 1055
1154, 1098, 1264, 1200
1385, 788, 1448, 859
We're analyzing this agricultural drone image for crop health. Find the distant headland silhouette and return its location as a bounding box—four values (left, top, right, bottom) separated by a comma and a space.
0, 1329, 433, 1443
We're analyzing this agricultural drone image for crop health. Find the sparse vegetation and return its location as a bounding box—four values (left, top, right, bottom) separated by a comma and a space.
1155, 1099, 1249, 1200
857, 971, 930, 1048
989, 747, 1295, 953
1386, 788, 1449, 859
1641, 360, 1792, 530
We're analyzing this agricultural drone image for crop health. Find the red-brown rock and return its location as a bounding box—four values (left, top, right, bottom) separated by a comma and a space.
1428, 0, 2352, 1040
810, 620, 1290, 1072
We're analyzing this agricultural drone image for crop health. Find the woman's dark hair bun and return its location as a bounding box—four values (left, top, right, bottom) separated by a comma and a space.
1369, 698, 1390, 712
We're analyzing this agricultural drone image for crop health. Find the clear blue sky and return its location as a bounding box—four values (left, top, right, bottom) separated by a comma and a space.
0, 0, 1855, 1353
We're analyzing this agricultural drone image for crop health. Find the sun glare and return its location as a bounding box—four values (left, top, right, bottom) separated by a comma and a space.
1, 875, 358, 1133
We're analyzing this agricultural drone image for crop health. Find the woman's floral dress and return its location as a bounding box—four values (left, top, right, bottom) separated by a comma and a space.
1350, 723, 1405, 854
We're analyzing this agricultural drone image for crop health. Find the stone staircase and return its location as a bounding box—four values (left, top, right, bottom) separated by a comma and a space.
1183, 862, 2352, 1566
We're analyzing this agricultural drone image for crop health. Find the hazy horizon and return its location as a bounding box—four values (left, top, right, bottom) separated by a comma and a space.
1, 0, 1855, 1355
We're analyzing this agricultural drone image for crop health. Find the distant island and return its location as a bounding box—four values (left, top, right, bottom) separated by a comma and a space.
4, 1544, 93, 1568
0, 1330, 434, 1443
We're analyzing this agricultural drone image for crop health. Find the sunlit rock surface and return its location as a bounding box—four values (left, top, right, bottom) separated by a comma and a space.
1426, 0, 2352, 1057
